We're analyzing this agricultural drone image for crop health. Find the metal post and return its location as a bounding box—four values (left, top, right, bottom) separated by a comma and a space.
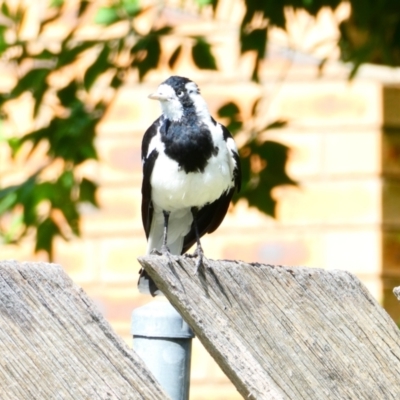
131, 299, 194, 400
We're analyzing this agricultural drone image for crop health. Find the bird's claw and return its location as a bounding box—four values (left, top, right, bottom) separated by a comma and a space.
193, 246, 204, 274
150, 246, 170, 258
160, 244, 170, 255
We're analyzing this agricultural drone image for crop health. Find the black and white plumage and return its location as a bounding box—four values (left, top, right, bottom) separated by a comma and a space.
138, 76, 241, 295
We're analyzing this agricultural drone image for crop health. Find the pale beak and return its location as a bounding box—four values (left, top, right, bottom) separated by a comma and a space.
148, 92, 169, 101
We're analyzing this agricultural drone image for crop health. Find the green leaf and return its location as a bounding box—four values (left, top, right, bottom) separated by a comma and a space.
50, 0, 64, 8
0, 191, 17, 214
33, 80, 48, 117
218, 102, 240, 118
2, 213, 23, 244
110, 70, 124, 89
217, 102, 242, 133
10, 68, 50, 99
35, 217, 60, 258
195, 0, 212, 7
234, 140, 297, 217
95, 6, 120, 26
122, 0, 140, 17
58, 41, 96, 67
191, 37, 217, 70
0, 26, 7, 55
79, 178, 98, 206
131, 36, 161, 80
240, 27, 267, 59
7, 137, 22, 157
153, 26, 173, 35
58, 170, 75, 189
35, 182, 56, 203
262, 119, 288, 131
57, 81, 78, 106
1, 2, 10, 17
84, 44, 110, 90
169, 45, 182, 69
78, 0, 90, 16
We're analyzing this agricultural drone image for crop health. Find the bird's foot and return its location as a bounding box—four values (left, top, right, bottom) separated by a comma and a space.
150, 246, 170, 257
150, 248, 162, 256
192, 245, 205, 274
160, 244, 170, 255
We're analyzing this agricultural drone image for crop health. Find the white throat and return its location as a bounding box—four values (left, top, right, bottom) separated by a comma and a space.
160, 100, 183, 121
155, 83, 184, 121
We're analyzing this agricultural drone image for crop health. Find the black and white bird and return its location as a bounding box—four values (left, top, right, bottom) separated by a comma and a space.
138, 76, 241, 295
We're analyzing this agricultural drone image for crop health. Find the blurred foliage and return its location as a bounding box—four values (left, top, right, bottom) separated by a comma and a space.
0, 0, 399, 259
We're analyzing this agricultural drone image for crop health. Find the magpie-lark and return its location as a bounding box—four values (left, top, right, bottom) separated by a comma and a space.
138, 76, 241, 295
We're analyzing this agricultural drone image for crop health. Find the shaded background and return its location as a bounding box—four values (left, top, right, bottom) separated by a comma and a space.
1, 0, 400, 398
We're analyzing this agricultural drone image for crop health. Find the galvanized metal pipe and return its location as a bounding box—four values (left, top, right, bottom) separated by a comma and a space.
132, 299, 194, 400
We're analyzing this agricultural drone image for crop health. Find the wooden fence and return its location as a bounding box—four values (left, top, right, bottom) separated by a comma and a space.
1, 257, 400, 399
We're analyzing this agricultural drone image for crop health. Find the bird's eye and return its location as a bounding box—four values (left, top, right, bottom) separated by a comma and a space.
177, 91, 184, 97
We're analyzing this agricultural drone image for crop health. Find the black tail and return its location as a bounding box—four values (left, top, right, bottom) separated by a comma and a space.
137, 268, 162, 296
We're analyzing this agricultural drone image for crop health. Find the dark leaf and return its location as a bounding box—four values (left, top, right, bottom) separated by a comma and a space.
153, 26, 173, 35
217, 102, 242, 134
35, 217, 60, 259
39, 11, 61, 34
110, 70, 124, 88
132, 36, 161, 80
58, 40, 96, 67
240, 27, 267, 59
10, 68, 50, 99
261, 119, 288, 131
234, 140, 297, 217
84, 44, 110, 90
262, 2, 285, 28
33, 80, 48, 117
78, 0, 90, 16
218, 102, 240, 118
57, 81, 78, 106
79, 178, 98, 206
256, 141, 296, 185
1, 2, 10, 17
35, 49, 57, 60
169, 45, 182, 69
226, 120, 242, 133
192, 37, 217, 70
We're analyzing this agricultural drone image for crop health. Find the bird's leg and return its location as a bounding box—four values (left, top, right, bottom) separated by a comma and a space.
161, 210, 170, 254
191, 207, 204, 272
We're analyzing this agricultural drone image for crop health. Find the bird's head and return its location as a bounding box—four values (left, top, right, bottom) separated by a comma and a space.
149, 76, 209, 122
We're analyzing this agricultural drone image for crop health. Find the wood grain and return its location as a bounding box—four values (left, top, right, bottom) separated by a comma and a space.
139, 255, 400, 400
0, 260, 167, 400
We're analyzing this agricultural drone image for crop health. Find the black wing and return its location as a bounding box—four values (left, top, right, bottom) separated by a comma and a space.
141, 117, 161, 238
182, 124, 241, 254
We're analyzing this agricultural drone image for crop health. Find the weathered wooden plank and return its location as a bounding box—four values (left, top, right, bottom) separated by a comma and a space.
0, 260, 168, 400
139, 255, 400, 400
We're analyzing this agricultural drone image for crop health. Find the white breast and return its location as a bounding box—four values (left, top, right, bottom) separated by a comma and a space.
149, 122, 235, 212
